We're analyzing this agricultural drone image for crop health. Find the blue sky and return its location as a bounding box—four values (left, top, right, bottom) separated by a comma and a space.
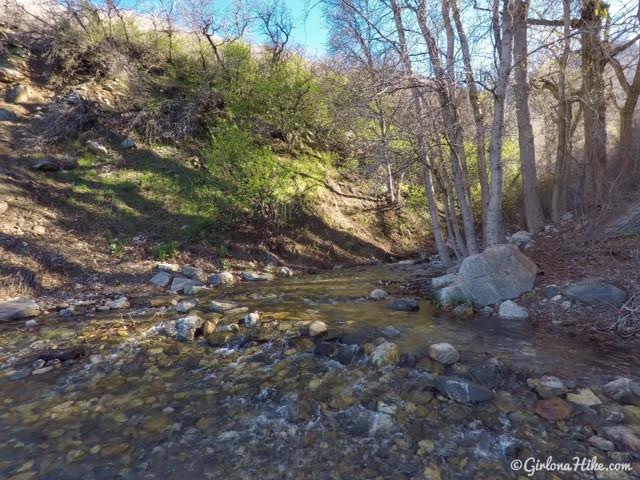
266, 0, 329, 56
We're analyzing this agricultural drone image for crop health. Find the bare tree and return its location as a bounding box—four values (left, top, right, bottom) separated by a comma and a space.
413, 0, 479, 254
512, 0, 544, 233
389, 0, 451, 265
451, 0, 489, 240
256, 0, 293, 63
485, 0, 514, 246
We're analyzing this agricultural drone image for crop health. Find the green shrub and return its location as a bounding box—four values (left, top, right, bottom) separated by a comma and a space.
151, 242, 177, 261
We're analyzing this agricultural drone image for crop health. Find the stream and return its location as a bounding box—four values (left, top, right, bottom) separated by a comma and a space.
0, 262, 639, 479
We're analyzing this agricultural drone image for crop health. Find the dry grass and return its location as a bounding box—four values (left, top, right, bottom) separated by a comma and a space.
0, 273, 34, 301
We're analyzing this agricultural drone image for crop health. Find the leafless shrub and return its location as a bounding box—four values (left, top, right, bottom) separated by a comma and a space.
129, 89, 223, 143
33, 95, 99, 143
610, 294, 640, 334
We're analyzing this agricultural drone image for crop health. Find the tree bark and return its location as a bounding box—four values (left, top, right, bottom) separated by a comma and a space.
451, 0, 489, 241
486, 0, 515, 246
513, 0, 545, 233
551, 0, 572, 222
390, 0, 450, 266
610, 46, 640, 179
415, 0, 479, 254
579, 0, 608, 204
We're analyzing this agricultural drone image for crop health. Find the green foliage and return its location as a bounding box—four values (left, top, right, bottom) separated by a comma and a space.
108, 239, 125, 257
203, 124, 325, 233
151, 242, 178, 261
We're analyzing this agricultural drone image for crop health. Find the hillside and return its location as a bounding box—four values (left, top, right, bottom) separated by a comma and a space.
0, 34, 430, 302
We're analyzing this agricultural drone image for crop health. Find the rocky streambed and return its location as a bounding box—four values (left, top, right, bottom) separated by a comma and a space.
1, 262, 639, 479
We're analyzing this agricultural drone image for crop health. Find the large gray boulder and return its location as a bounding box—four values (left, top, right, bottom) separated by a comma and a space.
563, 278, 626, 307
0, 298, 40, 321
433, 245, 537, 306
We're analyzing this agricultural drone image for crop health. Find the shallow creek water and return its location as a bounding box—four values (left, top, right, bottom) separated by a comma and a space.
1, 263, 639, 479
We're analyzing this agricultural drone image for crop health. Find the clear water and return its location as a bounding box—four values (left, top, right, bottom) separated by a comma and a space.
0, 263, 638, 479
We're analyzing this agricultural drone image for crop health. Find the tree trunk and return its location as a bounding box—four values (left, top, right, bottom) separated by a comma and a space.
390, 0, 450, 266
551, 0, 572, 222
513, 0, 545, 233
486, 0, 514, 246
579, 0, 608, 204
415, 0, 479, 255
610, 43, 640, 180
451, 0, 489, 241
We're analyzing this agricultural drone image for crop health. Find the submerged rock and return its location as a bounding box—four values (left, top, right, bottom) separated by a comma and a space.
175, 315, 204, 341
428, 343, 460, 365
588, 435, 615, 451
603, 377, 640, 406
0, 298, 40, 321
527, 376, 568, 399
242, 271, 273, 282
534, 397, 572, 421
603, 425, 640, 453
564, 278, 627, 307
435, 377, 493, 403
208, 300, 240, 313
433, 245, 537, 306
388, 298, 419, 312
369, 341, 400, 367
566, 388, 602, 407
369, 289, 388, 300
308, 320, 328, 337
498, 300, 528, 320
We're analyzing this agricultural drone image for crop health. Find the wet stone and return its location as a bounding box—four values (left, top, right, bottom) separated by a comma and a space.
567, 388, 603, 407
527, 375, 568, 399
435, 377, 493, 403
388, 298, 419, 312
175, 299, 197, 313
535, 397, 572, 421
175, 316, 204, 341
308, 320, 328, 337
428, 343, 460, 365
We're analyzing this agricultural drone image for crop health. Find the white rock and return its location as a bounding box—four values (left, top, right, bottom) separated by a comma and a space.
244, 312, 260, 327
157, 262, 181, 273
25, 319, 38, 327
276, 266, 293, 277
308, 320, 328, 336
181, 265, 207, 282
498, 300, 529, 320
369, 341, 399, 367
428, 343, 460, 365
150, 271, 172, 288
108, 297, 129, 310
369, 289, 388, 300
87, 140, 108, 155
509, 230, 535, 250
175, 299, 197, 313
209, 271, 235, 286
